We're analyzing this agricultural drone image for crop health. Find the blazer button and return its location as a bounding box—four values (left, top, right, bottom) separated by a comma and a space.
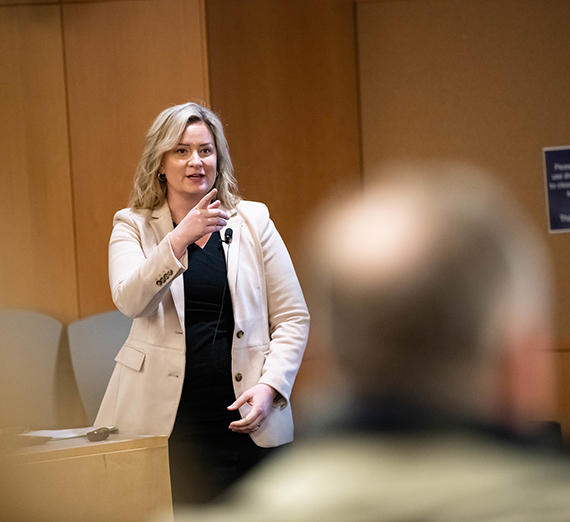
235, 373, 243, 382
236, 330, 244, 339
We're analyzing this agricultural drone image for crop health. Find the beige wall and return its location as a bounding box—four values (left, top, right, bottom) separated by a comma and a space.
357, 0, 570, 333
0, 0, 209, 323
206, 0, 361, 248
1, 5, 78, 324
357, 0, 570, 433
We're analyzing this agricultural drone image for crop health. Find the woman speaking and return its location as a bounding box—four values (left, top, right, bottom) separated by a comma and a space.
95, 103, 310, 503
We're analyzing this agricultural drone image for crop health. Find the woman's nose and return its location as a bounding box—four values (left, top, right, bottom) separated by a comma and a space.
188, 150, 203, 166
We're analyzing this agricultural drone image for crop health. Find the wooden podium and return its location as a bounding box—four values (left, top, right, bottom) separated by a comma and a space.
3, 434, 173, 522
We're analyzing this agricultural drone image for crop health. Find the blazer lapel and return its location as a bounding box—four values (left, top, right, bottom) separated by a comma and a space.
149, 203, 186, 332
148, 202, 173, 243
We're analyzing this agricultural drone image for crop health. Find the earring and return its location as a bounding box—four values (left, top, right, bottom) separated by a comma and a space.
158, 172, 166, 182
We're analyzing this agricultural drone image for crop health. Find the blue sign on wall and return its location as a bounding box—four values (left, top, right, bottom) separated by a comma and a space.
544, 146, 570, 233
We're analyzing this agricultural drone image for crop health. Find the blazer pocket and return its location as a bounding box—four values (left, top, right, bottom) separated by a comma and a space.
115, 344, 146, 372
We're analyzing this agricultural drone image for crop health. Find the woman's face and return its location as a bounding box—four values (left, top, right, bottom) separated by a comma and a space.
162, 122, 217, 206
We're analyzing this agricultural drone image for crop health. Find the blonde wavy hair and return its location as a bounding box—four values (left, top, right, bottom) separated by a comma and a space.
130, 103, 240, 210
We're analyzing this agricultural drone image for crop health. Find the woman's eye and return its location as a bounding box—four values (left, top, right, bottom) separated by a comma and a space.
201, 148, 212, 155
176, 149, 187, 154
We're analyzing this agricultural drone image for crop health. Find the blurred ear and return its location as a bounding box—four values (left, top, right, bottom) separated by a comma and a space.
500, 324, 556, 432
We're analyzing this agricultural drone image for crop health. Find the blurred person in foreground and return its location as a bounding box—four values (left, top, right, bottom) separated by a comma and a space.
171, 164, 570, 521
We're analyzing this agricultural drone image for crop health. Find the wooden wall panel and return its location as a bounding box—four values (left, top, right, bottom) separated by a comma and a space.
357, 0, 570, 435
206, 0, 361, 252
63, 0, 209, 317
0, 1, 53, 6
0, 0, 150, 4
357, 0, 570, 336
0, 5, 78, 324
206, 0, 362, 413
62, 0, 147, 3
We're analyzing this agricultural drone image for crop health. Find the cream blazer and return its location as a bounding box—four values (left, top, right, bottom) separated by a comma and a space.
95, 200, 310, 447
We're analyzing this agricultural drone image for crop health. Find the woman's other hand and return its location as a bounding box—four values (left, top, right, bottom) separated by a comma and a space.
168, 188, 230, 258
227, 384, 277, 433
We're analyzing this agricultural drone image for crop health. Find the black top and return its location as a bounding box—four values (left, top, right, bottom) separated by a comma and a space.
171, 231, 239, 438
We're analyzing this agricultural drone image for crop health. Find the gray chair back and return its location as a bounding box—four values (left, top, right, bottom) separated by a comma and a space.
0, 310, 62, 429
68, 310, 132, 424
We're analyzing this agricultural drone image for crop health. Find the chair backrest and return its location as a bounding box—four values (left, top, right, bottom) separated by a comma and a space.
0, 310, 62, 429
68, 310, 132, 424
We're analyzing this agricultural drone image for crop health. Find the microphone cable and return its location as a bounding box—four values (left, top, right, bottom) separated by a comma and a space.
211, 228, 233, 374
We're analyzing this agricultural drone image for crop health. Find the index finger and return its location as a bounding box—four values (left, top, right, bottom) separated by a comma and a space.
196, 188, 218, 209
227, 394, 248, 411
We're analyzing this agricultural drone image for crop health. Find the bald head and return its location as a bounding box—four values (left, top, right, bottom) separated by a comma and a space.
309, 165, 553, 424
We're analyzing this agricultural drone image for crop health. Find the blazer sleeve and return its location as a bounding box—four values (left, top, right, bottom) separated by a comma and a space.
254, 205, 310, 408
109, 209, 187, 318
